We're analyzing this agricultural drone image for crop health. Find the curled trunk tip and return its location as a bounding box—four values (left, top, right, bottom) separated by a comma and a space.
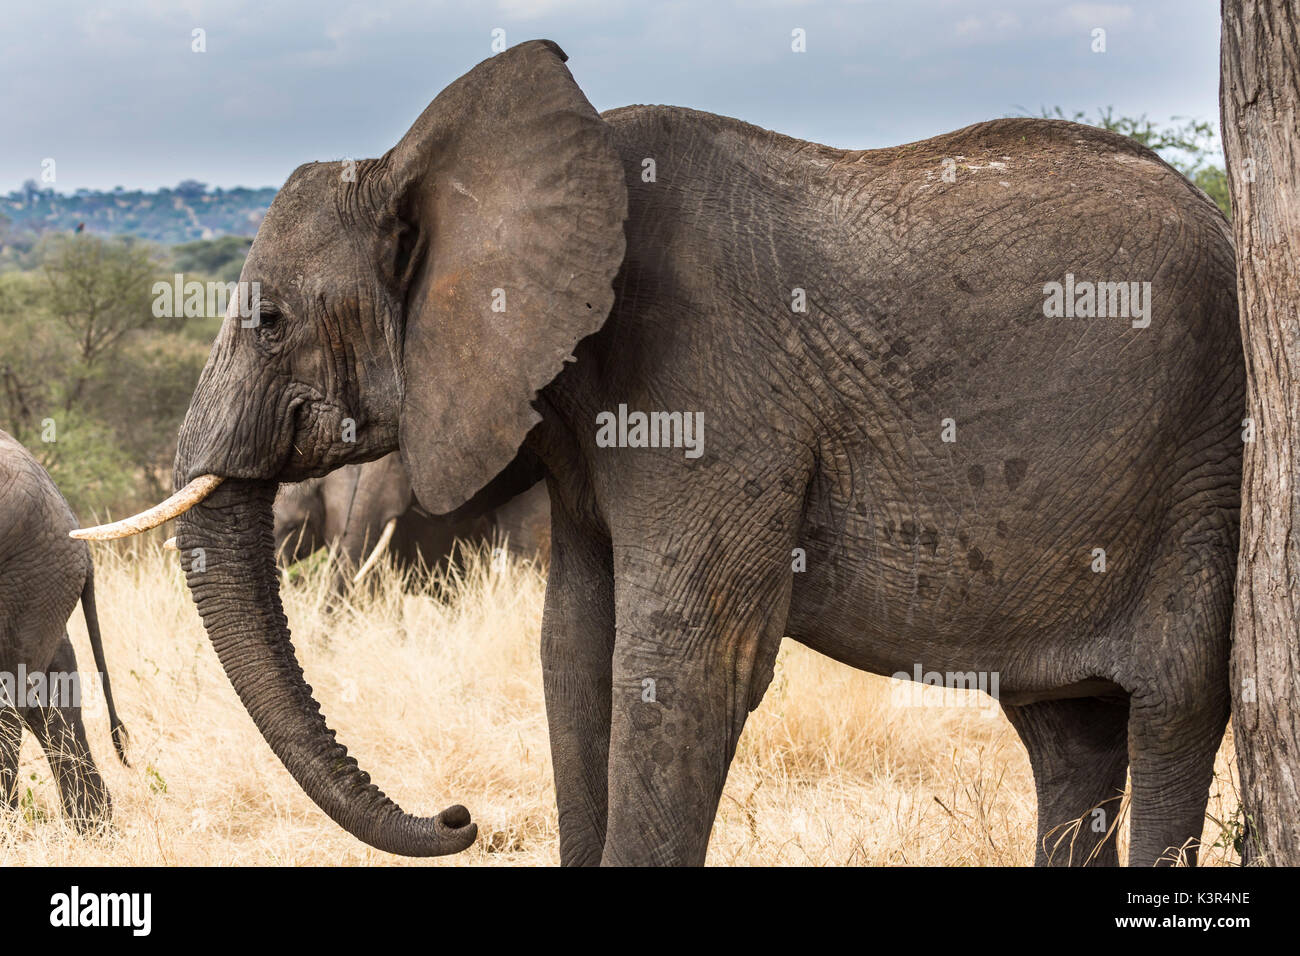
177, 478, 476, 857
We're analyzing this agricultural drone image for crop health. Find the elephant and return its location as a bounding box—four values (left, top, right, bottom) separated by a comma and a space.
76, 40, 1242, 866
273, 450, 550, 590
1, 429, 128, 829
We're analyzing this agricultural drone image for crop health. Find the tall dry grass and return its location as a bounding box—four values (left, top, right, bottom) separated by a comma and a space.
0, 541, 1242, 866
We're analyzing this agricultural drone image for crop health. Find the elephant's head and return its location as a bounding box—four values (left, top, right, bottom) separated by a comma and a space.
72, 39, 627, 856
273, 453, 408, 572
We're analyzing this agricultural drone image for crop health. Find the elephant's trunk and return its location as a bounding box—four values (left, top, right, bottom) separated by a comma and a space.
174, 477, 476, 856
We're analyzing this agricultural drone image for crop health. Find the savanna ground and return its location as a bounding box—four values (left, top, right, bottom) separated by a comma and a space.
0, 541, 1243, 866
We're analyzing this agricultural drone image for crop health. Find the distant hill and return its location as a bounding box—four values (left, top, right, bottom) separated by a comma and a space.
0, 180, 277, 244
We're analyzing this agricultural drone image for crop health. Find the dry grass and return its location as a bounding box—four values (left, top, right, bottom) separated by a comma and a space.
0, 541, 1243, 866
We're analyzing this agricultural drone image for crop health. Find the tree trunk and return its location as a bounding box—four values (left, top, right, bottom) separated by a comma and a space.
1220, 0, 1300, 865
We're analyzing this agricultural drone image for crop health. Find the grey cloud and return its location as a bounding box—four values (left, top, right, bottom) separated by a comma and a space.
0, 0, 1222, 192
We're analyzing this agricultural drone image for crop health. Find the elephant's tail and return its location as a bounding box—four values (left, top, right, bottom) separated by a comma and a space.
82, 565, 129, 766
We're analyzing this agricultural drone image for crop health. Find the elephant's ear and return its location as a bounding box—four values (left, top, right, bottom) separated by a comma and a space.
385, 39, 628, 515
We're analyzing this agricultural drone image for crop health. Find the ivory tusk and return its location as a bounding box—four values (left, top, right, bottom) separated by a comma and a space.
162, 537, 178, 551
70, 475, 225, 540
352, 517, 398, 584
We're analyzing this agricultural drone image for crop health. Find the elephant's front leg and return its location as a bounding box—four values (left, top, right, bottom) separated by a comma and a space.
601, 536, 793, 866
541, 500, 615, 866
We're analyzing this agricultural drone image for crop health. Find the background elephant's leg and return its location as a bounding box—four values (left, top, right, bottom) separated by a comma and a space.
601, 518, 796, 866
0, 707, 22, 811
22, 638, 110, 831
1002, 697, 1130, 866
541, 499, 615, 866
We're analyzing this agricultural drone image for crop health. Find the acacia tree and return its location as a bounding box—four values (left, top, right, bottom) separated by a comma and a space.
1220, 0, 1300, 865
40, 233, 163, 410
0, 233, 202, 514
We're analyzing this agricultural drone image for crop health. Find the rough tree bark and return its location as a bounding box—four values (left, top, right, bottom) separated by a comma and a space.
1220, 0, 1300, 865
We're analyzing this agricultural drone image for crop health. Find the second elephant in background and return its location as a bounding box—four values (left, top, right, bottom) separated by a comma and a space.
274, 451, 550, 589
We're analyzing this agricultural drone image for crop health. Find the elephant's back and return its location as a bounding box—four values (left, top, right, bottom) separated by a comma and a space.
600, 103, 1239, 402
0, 430, 79, 530
0, 430, 88, 624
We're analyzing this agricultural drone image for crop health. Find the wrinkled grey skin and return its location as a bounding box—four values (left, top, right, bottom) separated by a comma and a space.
170, 41, 1241, 865
273, 451, 550, 590
0, 430, 128, 829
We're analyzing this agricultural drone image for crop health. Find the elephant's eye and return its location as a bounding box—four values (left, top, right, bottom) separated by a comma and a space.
255, 303, 282, 332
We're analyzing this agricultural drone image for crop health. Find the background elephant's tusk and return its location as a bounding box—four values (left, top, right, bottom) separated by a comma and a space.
70, 475, 225, 540
162, 537, 178, 551
352, 517, 398, 584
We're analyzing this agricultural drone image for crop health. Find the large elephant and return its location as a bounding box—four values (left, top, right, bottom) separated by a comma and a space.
77, 41, 1242, 866
1, 430, 128, 828
273, 451, 550, 589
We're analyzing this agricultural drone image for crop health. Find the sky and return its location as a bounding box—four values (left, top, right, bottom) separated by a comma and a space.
0, 0, 1225, 193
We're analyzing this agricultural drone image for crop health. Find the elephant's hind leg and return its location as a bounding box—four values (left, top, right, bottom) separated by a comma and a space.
1002, 696, 1130, 866
1126, 685, 1228, 866
1123, 518, 1233, 867
0, 707, 22, 811
22, 638, 111, 832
